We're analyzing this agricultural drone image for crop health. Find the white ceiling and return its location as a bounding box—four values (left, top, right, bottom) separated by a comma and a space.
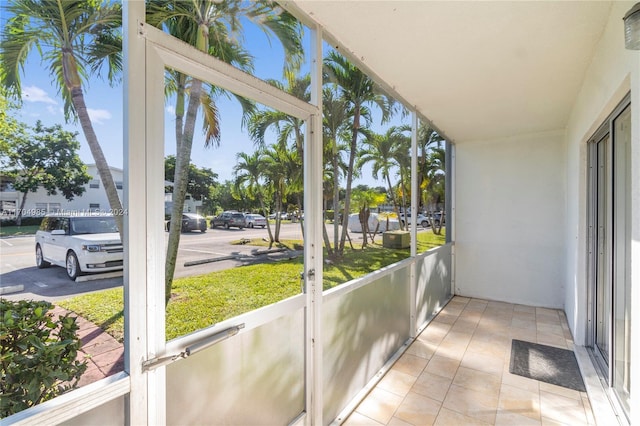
289, 1, 614, 143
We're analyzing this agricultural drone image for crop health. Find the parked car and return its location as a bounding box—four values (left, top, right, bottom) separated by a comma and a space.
211, 211, 246, 229
268, 212, 289, 220
166, 213, 207, 233
245, 214, 267, 228
399, 213, 430, 228
35, 213, 123, 280
429, 212, 445, 227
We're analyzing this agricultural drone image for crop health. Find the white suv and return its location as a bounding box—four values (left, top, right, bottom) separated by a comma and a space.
35, 213, 123, 280
398, 212, 430, 228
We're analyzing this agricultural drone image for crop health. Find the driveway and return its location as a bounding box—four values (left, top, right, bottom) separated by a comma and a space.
0, 223, 305, 302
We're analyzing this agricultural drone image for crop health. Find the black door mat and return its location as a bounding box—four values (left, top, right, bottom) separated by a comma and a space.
509, 339, 586, 392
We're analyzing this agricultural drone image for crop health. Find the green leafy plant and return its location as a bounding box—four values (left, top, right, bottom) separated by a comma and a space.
0, 300, 87, 418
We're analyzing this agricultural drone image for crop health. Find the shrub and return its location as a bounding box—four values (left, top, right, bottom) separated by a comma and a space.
0, 300, 87, 418
0, 216, 44, 227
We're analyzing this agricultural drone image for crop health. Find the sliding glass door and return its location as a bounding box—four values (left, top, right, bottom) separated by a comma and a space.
587, 96, 631, 418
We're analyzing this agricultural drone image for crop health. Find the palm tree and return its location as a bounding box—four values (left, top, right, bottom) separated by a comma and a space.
260, 144, 292, 245
423, 146, 446, 234
392, 132, 411, 225
407, 123, 444, 210
323, 51, 395, 256
146, 0, 304, 302
233, 151, 276, 243
248, 75, 309, 236
249, 75, 310, 152
358, 127, 407, 226
1, 0, 124, 235
322, 87, 350, 253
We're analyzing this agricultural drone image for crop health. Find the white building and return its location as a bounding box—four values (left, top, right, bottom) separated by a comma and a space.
0, 164, 124, 216
0, 164, 201, 217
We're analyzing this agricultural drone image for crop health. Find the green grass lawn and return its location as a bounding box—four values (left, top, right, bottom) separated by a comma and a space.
58, 230, 446, 342
0, 225, 40, 237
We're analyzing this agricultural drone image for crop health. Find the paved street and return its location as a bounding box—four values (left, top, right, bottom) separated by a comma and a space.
0, 222, 306, 302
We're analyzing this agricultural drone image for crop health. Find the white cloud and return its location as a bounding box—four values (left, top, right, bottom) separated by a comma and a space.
22, 86, 57, 105
87, 108, 112, 124
166, 105, 175, 115
46, 105, 58, 115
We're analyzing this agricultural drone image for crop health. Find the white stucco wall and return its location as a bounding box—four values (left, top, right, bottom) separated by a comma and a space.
5, 165, 124, 216
454, 130, 566, 308
563, 2, 640, 421
563, 1, 638, 346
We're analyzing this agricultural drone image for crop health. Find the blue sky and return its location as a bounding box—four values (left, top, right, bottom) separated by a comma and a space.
10, 21, 298, 180
5, 14, 406, 189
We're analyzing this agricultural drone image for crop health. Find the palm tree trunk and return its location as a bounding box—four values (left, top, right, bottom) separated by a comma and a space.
165, 78, 203, 304
259, 197, 275, 248
175, 76, 186, 152
70, 86, 123, 238
400, 168, 407, 229
274, 195, 282, 242
359, 206, 368, 248
332, 147, 340, 254
322, 220, 333, 256
386, 174, 402, 230
338, 107, 360, 255
296, 196, 304, 240
16, 192, 28, 227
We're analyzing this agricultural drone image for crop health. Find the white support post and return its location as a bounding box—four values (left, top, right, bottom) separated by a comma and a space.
447, 142, 456, 296
123, 1, 148, 424
144, 42, 168, 426
445, 141, 454, 245
305, 24, 324, 426
125, 3, 167, 423
411, 112, 418, 259
410, 112, 418, 337
628, 51, 640, 426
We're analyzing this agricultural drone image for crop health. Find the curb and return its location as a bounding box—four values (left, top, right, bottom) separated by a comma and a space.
0, 284, 25, 295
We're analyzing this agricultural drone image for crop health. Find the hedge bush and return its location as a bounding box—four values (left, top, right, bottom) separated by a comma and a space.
0, 300, 87, 418
0, 216, 44, 227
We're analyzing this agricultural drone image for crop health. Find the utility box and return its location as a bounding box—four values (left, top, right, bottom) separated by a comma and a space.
383, 231, 410, 249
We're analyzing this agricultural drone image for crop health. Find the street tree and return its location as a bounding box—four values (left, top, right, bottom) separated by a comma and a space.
358, 127, 409, 228
0, 121, 91, 225
1, 0, 124, 235
248, 75, 309, 236
323, 51, 395, 256
0, 93, 26, 164
210, 180, 244, 214
322, 87, 350, 254
234, 150, 277, 244
350, 188, 386, 247
146, 0, 304, 304
392, 131, 411, 224
260, 144, 295, 245
248, 76, 310, 154
423, 146, 446, 235
401, 123, 445, 210
164, 155, 218, 203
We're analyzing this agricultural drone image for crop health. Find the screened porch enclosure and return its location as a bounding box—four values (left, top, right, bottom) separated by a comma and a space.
4, 1, 639, 425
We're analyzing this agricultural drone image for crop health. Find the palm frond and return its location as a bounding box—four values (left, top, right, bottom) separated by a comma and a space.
199, 90, 221, 147
244, 1, 303, 78
87, 30, 122, 85
1, 0, 121, 120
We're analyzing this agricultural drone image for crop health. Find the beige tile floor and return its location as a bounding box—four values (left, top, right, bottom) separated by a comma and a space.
345, 297, 595, 426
